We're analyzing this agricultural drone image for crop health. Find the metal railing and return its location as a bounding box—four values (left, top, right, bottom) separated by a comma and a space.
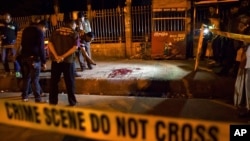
91, 8, 125, 43
131, 6, 152, 42
152, 8, 187, 32
12, 5, 188, 44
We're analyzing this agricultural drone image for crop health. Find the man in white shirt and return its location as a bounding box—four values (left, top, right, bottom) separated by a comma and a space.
244, 45, 250, 111
76, 11, 93, 70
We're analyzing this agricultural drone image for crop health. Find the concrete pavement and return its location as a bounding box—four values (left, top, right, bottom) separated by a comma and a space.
0, 58, 248, 141
0, 58, 235, 99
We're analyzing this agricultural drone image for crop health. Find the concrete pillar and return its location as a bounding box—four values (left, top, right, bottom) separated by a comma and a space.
186, 0, 194, 58
53, 0, 59, 14
87, 0, 92, 20
124, 0, 132, 57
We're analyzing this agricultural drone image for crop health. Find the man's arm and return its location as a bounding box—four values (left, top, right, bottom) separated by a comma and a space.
59, 31, 79, 62
48, 42, 59, 60
48, 42, 78, 63
59, 45, 78, 62
38, 30, 46, 64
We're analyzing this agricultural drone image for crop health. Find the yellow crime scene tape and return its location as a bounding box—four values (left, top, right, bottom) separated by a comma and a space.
211, 29, 250, 43
0, 99, 233, 141
194, 27, 250, 71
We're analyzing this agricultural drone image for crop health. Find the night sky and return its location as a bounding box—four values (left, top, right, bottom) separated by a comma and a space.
0, 0, 151, 16
0, 0, 54, 16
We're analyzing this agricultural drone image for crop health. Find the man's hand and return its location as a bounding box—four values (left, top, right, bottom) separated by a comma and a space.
55, 56, 64, 63
42, 64, 47, 71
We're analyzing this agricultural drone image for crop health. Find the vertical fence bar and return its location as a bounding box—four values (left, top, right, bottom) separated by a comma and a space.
113, 8, 116, 40
11, 5, 192, 44
107, 9, 110, 41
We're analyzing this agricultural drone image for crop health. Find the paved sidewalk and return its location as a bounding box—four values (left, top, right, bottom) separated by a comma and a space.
0, 58, 235, 100
0, 57, 248, 141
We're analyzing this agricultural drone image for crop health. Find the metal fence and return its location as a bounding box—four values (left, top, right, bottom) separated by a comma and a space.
131, 6, 152, 42
91, 8, 125, 43
12, 5, 188, 43
152, 8, 187, 32
90, 5, 152, 43
194, 5, 231, 32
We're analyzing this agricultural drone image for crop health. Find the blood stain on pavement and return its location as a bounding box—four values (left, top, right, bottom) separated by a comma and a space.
108, 68, 133, 78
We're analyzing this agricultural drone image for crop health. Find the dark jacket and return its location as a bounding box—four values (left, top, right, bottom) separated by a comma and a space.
21, 25, 46, 64
0, 20, 18, 44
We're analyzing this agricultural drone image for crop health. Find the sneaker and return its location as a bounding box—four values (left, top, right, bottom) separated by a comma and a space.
75, 73, 82, 77
22, 98, 28, 102
15, 72, 22, 78
40, 93, 47, 97
80, 67, 86, 72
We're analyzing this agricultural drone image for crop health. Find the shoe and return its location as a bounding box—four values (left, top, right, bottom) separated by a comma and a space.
22, 98, 28, 102
15, 72, 22, 78
80, 65, 87, 71
89, 60, 96, 65
40, 93, 47, 97
80, 68, 85, 72
75, 73, 82, 77
87, 59, 96, 66
87, 64, 93, 69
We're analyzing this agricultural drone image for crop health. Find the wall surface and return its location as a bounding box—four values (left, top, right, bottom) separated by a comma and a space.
91, 42, 148, 59
91, 43, 126, 59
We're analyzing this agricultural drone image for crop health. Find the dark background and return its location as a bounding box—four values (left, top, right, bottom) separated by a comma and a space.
0, 0, 54, 16
0, 0, 151, 17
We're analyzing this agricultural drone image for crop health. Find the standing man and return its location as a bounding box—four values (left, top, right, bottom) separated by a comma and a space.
0, 13, 21, 77
218, 5, 240, 76
20, 21, 47, 102
48, 19, 78, 106
76, 11, 93, 70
